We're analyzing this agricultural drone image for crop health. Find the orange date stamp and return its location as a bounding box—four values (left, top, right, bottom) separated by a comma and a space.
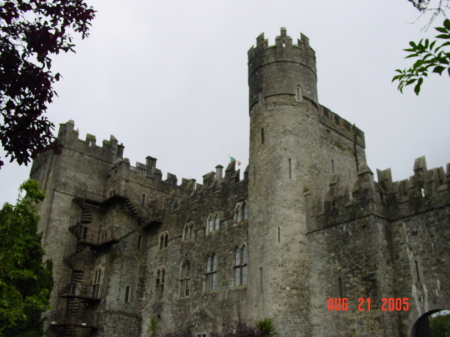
327, 298, 410, 311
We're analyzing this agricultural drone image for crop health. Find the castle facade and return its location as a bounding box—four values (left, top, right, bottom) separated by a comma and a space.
30, 29, 450, 337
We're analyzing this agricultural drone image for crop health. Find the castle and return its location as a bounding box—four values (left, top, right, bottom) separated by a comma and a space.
30, 29, 450, 337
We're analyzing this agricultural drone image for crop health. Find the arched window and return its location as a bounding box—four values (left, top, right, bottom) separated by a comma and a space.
205, 254, 217, 292
235, 201, 248, 223
183, 222, 194, 241
156, 268, 165, 300
234, 245, 248, 286
207, 213, 220, 233
159, 232, 169, 250
180, 260, 191, 297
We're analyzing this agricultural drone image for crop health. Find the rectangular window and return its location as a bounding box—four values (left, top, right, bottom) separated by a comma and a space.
125, 286, 130, 303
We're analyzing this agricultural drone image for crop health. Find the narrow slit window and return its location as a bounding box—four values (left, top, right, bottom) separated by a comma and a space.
331, 159, 335, 173
260, 267, 263, 292
415, 261, 421, 282
289, 158, 292, 179
137, 235, 142, 250
338, 277, 343, 298
125, 286, 130, 303
261, 127, 265, 144
278, 227, 280, 243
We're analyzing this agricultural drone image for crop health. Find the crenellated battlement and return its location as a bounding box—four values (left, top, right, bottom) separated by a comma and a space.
247, 28, 315, 71
57, 120, 124, 161
308, 157, 450, 231
319, 105, 365, 147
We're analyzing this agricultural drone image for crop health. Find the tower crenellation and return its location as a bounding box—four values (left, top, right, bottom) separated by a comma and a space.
248, 28, 318, 110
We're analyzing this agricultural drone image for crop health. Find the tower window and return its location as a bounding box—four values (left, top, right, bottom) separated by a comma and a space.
125, 286, 131, 303
296, 85, 303, 102
156, 268, 165, 300
289, 158, 292, 179
261, 127, 265, 144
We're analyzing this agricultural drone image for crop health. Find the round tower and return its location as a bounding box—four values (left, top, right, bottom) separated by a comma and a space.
247, 28, 323, 337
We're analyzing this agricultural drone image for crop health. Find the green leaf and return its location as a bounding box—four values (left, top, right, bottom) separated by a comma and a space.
409, 41, 417, 47
430, 40, 436, 51
406, 78, 417, 86
405, 54, 419, 59
435, 27, 448, 33
444, 18, 450, 30
436, 34, 450, 39
433, 66, 446, 75
413, 59, 425, 68
414, 77, 423, 95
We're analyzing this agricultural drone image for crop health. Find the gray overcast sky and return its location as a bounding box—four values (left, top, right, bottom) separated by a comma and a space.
1, 0, 449, 206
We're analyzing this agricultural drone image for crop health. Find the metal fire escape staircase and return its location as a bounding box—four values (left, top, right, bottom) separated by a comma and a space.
49, 187, 162, 336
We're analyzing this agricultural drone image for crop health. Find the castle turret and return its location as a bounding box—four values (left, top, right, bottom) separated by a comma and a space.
247, 28, 323, 337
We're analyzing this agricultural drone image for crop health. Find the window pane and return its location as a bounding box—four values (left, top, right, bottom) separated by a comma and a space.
181, 280, 185, 297
244, 204, 248, 220
207, 257, 211, 272
189, 226, 193, 239
212, 254, 217, 271
212, 273, 217, 291
242, 266, 248, 285
237, 207, 241, 222
186, 279, 189, 296
206, 274, 211, 292
235, 248, 240, 266
215, 216, 220, 230
186, 263, 190, 277
235, 268, 240, 286
208, 218, 213, 232
243, 246, 248, 264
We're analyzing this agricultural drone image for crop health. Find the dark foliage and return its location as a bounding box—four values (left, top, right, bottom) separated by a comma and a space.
0, 179, 53, 336
0, 0, 95, 170
430, 313, 450, 337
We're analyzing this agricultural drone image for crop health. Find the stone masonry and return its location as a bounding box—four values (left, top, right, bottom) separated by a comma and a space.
30, 29, 450, 337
